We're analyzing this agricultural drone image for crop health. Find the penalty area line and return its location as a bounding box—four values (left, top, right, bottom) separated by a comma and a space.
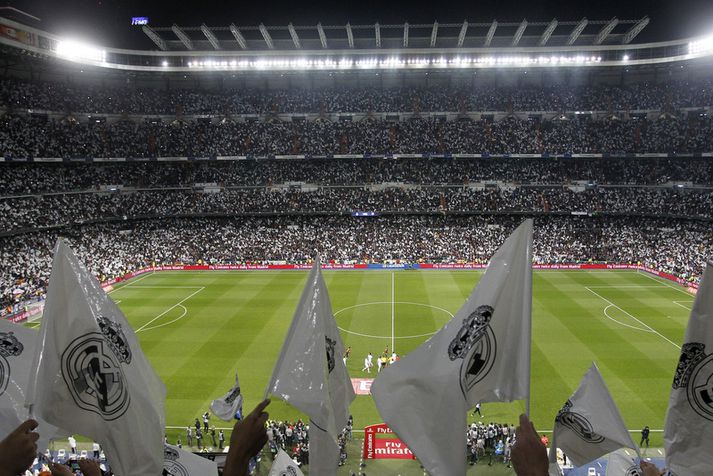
135, 287, 204, 333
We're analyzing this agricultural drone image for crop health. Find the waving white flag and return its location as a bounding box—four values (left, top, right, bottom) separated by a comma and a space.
605, 450, 642, 476
550, 363, 639, 468
268, 448, 304, 476
265, 258, 355, 475
665, 262, 713, 476
371, 219, 533, 476
0, 320, 66, 451
163, 444, 218, 476
25, 239, 166, 476
210, 372, 243, 421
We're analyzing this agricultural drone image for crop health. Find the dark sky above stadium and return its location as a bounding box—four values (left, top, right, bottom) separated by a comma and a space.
10, 0, 713, 49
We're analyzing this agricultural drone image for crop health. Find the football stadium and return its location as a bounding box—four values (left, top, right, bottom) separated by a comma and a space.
0, 1, 711, 475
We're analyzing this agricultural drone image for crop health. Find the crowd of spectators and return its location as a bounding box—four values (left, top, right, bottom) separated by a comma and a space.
2, 215, 709, 312
3, 114, 713, 158
1, 157, 711, 195
2, 77, 713, 114
0, 186, 711, 233
467, 421, 516, 466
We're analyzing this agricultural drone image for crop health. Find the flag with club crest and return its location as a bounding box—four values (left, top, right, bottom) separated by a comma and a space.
605, 450, 642, 476
163, 444, 218, 476
25, 239, 166, 476
550, 363, 639, 468
371, 219, 533, 476
210, 372, 243, 421
0, 319, 67, 451
264, 258, 355, 475
664, 261, 713, 476
268, 448, 305, 476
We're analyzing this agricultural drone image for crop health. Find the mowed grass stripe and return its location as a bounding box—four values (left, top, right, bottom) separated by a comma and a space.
107, 269, 683, 452
535, 273, 673, 422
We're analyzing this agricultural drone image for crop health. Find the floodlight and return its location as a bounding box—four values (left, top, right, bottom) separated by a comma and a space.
56, 40, 106, 62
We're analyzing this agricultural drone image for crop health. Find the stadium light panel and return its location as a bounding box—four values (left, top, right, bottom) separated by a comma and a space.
229, 24, 248, 49
430, 21, 439, 47
484, 20, 498, 47
200, 24, 221, 50
172, 24, 194, 50
689, 35, 713, 55
403, 22, 409, 47
141, 25, 167, 51
259, 23, 274, 49
162, 60, 168, 67
56, 39, 106, 62
346, 22, 354, 48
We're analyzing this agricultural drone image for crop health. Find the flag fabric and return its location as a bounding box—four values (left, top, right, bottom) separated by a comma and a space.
664, 261, 713, 476
605, 450, 642, 476
268, 448, 305, 476
264, 258, 355, 475
371, 219, 533, 476
210, 372, 243, 421
0, 319, 66, 451
308, 424, 341, 475
550, 363, 639, 468
163, 444, 218, 476
25, 239, 166, 476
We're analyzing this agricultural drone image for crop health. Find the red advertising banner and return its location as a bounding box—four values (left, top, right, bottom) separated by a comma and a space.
362, 423, 416, 460
351, 378, 373, 395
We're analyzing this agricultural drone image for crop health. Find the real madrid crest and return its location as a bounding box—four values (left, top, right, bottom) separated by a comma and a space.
555, 399, 605, 443
279, 465, 299, 476
325, 336, 336, 374
60, 316, 131, 421
448, 305, 497, 396
625, 464, 643, 476
163, 445, 189, 476
672, 342, 713, 421
0, 332, 24, 396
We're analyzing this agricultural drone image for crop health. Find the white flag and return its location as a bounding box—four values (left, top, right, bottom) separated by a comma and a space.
268, 448, 304, 476
605, 450, 642, 476
551, 363, 639, 468
665, 262, 713, 476
308, 424, 341, 475
0, 320, 67, 451
371, 219, 533, 476
264, 258, 355, 475
163, 444, 218, 476
210, 372, 243, 421
25, 239, 166, 476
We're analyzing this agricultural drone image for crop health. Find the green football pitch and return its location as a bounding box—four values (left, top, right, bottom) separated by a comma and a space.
46, 269, 693, 474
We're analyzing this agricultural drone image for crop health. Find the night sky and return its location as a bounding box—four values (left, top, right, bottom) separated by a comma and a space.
9, 0, 713, 49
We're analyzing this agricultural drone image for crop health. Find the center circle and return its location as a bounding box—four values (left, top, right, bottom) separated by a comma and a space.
333, 301, 454, 339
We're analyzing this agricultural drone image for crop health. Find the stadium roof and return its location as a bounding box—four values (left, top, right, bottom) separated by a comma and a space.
0, 14, 712, 73
141, 18, 651, 51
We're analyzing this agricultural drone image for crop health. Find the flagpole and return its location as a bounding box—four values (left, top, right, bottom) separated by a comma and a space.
525, 219, 533, 418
